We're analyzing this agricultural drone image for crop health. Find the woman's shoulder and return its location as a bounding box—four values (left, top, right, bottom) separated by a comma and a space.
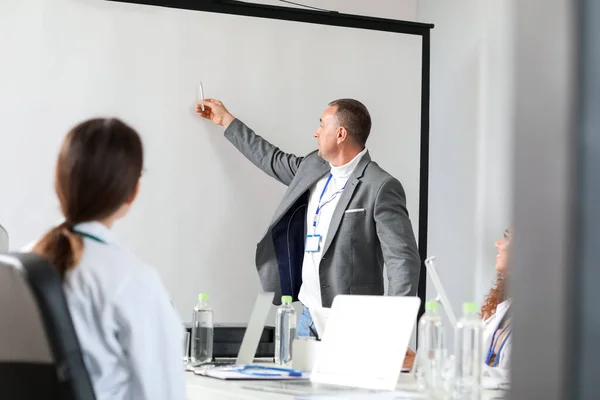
497, 299, 512, 313
483, 299, 512, 325
73, 239, 165, 301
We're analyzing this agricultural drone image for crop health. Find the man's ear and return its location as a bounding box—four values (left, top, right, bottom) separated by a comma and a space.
337, 126, 349, 143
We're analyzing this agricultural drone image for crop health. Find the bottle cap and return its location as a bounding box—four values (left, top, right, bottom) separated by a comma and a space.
463, 302, 478, 313
198, 293, 209, 301
281, 295, 292, 304
425, 300, 439, 311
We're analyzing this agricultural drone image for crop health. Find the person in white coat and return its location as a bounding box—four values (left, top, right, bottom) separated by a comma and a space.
33, 118, 185, 400
480, 228, 512, 382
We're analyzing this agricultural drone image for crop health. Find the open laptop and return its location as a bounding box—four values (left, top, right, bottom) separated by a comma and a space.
425, 256, 457, 327
312, 305, 411, 374
243, 295, 421, 395
193, 291, 274, 369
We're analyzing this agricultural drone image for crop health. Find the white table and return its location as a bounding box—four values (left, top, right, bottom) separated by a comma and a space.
186, 372, 295, 400
185, 370, 508, 400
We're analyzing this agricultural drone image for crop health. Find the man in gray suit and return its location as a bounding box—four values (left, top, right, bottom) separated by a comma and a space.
196, 98, 420, 337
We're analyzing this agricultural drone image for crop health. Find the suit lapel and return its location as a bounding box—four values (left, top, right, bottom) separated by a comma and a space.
321, 177, 359, 256
321, 152, 371, 256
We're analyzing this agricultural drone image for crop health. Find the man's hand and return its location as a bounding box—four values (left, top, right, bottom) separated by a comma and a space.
195, 98, 235, 128
403, 348, 416, 371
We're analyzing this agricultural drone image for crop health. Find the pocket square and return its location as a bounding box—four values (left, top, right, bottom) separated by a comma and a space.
344, 208, 365, 214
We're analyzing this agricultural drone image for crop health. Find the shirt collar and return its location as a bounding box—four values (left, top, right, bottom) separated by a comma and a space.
72, 221, 117, 244
497, 299, 511, 312
329, 147, 368, 178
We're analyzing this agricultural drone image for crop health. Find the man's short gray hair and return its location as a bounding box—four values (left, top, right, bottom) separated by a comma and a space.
328, 98, 372, 147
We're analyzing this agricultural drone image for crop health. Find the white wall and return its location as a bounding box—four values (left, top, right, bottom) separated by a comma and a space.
417, 0, 514, 344
473, 0, 514, 302
1, 0, 515, 343
0, 0, 423, 327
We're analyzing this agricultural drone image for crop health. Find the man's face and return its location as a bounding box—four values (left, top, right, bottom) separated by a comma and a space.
314, 106, 340, 161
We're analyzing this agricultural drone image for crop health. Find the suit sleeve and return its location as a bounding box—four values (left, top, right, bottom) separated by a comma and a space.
373, 178, 421, 296
224, 118, 304, 186
114, 268, 186, 400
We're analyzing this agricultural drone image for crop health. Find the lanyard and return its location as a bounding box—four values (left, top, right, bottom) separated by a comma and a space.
73, 230, 107, 244
492, 330, 512, 367
312, 174, 347, 233
485, 320, 512, 366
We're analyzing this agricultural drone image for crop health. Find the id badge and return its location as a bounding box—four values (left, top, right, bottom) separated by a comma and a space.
305, 234, 321, 252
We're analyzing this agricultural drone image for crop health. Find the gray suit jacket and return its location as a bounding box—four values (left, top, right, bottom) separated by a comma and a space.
225, 119, 420, 307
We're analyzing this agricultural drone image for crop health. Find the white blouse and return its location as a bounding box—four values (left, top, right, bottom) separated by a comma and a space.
63, 221, 185, 400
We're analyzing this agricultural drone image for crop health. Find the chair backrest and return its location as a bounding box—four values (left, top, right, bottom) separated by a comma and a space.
0, 224, 8, 253
0, 253, 96, 400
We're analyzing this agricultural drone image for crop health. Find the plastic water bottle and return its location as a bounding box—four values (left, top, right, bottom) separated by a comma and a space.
190, 293, 214, 366
416, 300, 445, 398
452, 302, 483, 400
274, 295, 296, 366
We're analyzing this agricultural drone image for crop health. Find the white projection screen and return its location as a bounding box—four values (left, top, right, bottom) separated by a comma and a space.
0, 0, 432, 322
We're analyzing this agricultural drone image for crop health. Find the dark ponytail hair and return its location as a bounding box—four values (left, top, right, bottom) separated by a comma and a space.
34, 118, 144, 278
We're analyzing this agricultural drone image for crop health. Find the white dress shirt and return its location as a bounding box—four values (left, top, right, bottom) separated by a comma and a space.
298, 148, 368, 310
63, 221, 185, 400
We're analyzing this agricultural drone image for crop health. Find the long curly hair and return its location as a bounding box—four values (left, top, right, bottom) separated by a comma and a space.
481, 272, 508, 320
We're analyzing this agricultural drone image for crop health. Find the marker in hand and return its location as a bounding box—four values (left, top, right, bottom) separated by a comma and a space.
197, 82, 205, 112
195, 97, 235, 128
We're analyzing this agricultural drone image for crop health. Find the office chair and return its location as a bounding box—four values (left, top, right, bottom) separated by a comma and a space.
0, 223, 8, 253
0, 253, 96, 400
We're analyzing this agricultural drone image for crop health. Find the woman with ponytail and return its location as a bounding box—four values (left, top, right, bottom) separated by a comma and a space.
34, 118, 185, 400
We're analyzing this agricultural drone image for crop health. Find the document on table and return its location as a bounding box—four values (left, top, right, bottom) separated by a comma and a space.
194, 365, 310, 381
